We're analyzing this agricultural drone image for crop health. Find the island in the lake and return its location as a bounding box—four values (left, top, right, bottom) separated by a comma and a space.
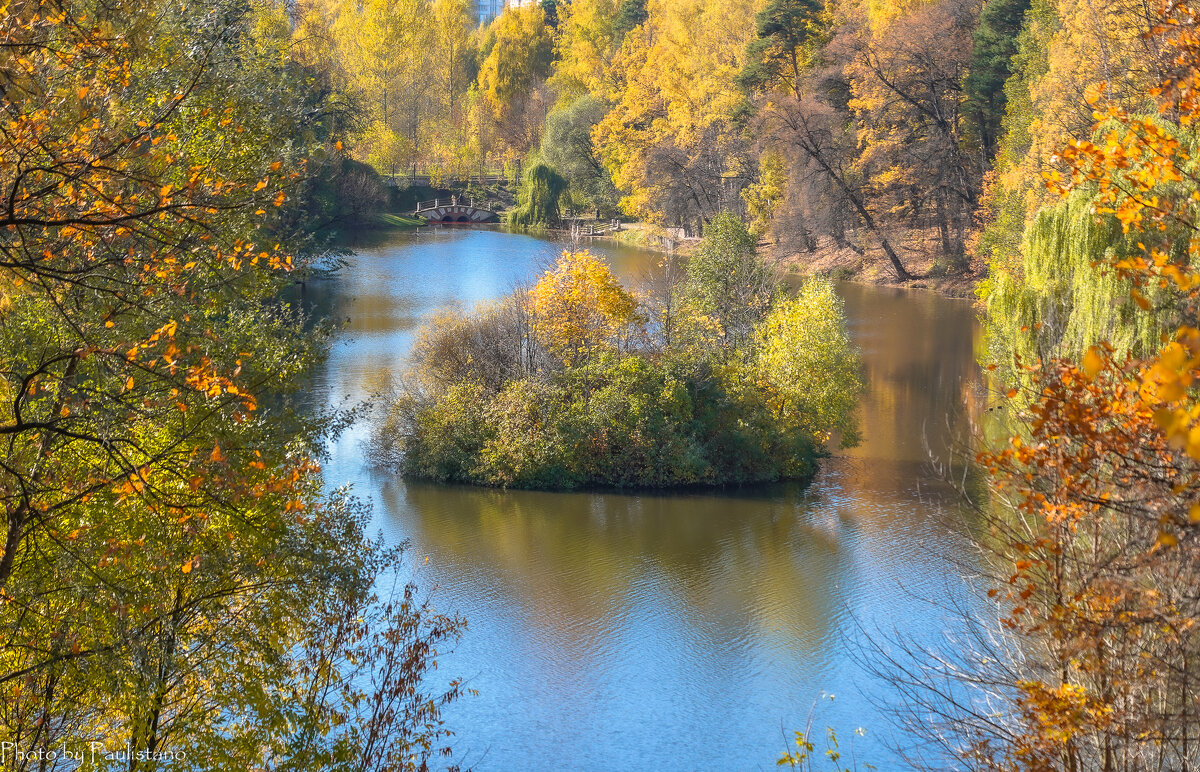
378, 213, 863, 490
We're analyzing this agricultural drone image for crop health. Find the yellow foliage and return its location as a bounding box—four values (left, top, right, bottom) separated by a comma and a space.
593, 0, 763, 220
552, 0, 621, 99
997, 0, 1155, 218
529, 251, 639, 364
754, 278, 863, 446
478, 5, 554, 112
741, 149, 787, 237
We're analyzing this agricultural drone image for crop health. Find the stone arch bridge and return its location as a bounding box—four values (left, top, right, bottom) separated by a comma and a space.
413, 198, 499, 224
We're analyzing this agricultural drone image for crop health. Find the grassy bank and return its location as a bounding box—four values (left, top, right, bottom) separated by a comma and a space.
374, 212, 426, 229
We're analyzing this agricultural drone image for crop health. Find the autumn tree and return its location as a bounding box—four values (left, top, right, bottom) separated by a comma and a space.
755, 278, 863, 447
329, 0, 437, 176
884, 3, 1200, 768
0, 0, 466, 765
594, 0, 759, 232
551, 0, 622, 101
477, 5, 556, 158
432, 0, 475, 125
530, 250, 638, 365
295, 0, 479, 179
741, 0, 914, 278
844, 0, 981, 264
418, 0, 480, 178
741, 148, 787, 238
975, 0, 1169, 287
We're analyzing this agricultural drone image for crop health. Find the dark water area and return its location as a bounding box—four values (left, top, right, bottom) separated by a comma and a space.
302, 227, 986, 771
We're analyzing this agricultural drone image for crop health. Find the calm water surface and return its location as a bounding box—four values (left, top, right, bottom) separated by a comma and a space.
304, 227, 984, 771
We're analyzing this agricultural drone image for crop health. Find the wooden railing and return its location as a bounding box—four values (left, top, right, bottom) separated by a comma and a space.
414, 197, 480, 213
571, 219, 623, 236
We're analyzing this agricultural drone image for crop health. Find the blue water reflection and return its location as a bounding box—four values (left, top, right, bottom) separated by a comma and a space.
303, 227, 985, 771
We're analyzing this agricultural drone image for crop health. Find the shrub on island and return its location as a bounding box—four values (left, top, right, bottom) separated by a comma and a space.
380, 214, 863, 489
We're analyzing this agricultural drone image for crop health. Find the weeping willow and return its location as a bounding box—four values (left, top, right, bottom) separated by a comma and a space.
507, 162, 568, 226
982, 113, 1200, 378
982, 185, 1183, 383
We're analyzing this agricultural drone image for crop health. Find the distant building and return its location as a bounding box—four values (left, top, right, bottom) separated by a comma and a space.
477, 0, 538, 26
476, 0, 504, 25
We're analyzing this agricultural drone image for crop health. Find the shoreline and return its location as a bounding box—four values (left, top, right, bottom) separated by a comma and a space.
374, 213, 984, 300
770, 232, 984, 300
572, 222, 984, 300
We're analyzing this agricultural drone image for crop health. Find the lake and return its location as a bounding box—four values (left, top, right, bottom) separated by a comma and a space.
304, 227, 985, 771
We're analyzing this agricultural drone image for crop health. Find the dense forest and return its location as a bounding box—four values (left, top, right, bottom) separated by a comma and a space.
3, 0, 1200, 767
292, 0, 1195, 294
288, 0, 1101, 276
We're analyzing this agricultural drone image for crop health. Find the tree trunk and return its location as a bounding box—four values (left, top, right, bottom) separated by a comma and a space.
937, 189, 953, 257
785, 112, 912, 280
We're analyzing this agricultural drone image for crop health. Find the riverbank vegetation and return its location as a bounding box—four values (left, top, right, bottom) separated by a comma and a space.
0, 0, 466, 765
380, 214, 862, 489
292, 0, 1168, 287
868, 4, 1200, 769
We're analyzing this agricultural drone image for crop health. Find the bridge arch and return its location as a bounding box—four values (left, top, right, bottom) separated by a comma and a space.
412, 198, 500, 224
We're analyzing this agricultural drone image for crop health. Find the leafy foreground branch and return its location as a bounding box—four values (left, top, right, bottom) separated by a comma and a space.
854, 3, 1200, 769
0, 1, 466, 768
380, 214, 863, 490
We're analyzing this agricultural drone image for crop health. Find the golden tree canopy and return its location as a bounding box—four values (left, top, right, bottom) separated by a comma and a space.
529, 250, 638, 365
